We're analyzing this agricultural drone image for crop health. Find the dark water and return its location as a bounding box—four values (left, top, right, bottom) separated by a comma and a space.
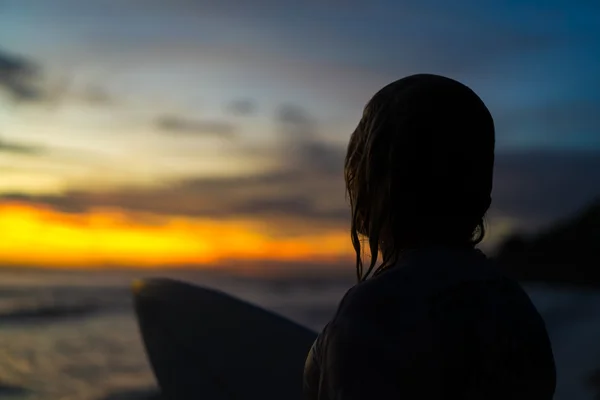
0, 268, 599, 400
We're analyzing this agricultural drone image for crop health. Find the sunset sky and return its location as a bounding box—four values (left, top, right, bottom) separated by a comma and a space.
0, 0, 599, 269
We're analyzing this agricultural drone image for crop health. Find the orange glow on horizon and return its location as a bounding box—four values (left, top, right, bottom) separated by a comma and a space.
0, 202, 354, 269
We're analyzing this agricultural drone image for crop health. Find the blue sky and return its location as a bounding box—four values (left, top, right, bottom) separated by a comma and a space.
1, 0, 599, 248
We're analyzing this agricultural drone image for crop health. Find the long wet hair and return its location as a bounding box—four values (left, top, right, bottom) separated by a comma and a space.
344, 74, 495, 282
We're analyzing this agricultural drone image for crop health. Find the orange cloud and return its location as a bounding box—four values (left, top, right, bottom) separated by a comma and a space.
0, 201, 353, 269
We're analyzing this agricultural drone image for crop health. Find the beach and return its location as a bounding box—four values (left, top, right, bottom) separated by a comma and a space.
0, 268, 599, 400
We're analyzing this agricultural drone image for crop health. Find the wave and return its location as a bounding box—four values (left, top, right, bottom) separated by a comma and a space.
0, 382, 28, 397
0, 303, 119, 325
0, 284, 135, 326
97, 388, 162, 400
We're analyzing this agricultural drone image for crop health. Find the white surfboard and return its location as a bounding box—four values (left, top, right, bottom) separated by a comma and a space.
132, 278, 318, 399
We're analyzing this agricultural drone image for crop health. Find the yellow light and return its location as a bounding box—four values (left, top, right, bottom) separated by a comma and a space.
0, 202, 353, 269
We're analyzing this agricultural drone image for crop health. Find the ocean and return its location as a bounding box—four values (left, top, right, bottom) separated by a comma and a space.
0, 268, 599, 400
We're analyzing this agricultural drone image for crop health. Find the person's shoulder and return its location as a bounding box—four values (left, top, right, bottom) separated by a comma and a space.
437, 260, 545, 326
486, 271, 545, 319
334, 268, 422, 325
470, 257, 536, 302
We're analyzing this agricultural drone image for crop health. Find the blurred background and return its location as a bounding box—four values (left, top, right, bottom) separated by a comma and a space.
0, 0, 599, 399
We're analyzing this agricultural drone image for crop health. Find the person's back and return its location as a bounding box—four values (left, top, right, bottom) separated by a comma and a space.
304, 246, 556, 399
303, 74, 556, 399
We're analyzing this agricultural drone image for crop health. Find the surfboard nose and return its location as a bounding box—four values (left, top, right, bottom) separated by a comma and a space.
131, 278, 183, 332
131, 277, 217, 337
131, 278, 181, 298
131, 279, 146, 297
132, 277, 190, 308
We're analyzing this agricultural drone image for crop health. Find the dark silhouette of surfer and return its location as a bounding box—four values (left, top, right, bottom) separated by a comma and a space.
303, 74, 556, 399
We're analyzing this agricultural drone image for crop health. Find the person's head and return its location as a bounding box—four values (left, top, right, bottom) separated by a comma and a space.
345, 74, 495, 281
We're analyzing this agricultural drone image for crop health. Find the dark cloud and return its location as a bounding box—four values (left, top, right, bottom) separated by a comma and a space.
276, 104, 320, 152
0, 107, 348, 233
3, 148, 598, 240
79, 85, 114, 106
40, 80, 122, 110
0, 51, 36, 79
296, 139, 345, 176
1, 50, 118, 107
226, 195, 348, 222
156, 115, 237, 137
160, 135, 346, 222
0, 193, 80, 213
0, 168, 347, 229
277, 103, 313, 127
273, 104, 345, 175
490, 149, 600, 228
227, 98, 258, 116
2, 93, 597, 241
0, 50, 43, 101
0, 137, 44, 155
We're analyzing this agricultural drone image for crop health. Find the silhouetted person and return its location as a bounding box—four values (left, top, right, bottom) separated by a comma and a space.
303, 74, 556, 400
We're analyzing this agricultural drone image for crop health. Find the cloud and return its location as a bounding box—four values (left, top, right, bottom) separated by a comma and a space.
0, 168, 347, 231
0, 137, 44, 155
2, 98, 598, 242
1, 48, 120, 109
156, 115, 237, 137
233, 195, 347, 220
4, 148, 598, 240
227, 98, 258, 116
0, 49, 43, 101
490, 149, 600, 228
0, 106, 348, 233
277, 103, 313, 127
39, 77, 122, 110
275, 103, 320, 147
295, 139, 345, 176
79, 84, 115, 106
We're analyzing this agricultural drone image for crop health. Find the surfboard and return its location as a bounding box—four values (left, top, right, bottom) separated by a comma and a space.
132, 278, 318, 400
